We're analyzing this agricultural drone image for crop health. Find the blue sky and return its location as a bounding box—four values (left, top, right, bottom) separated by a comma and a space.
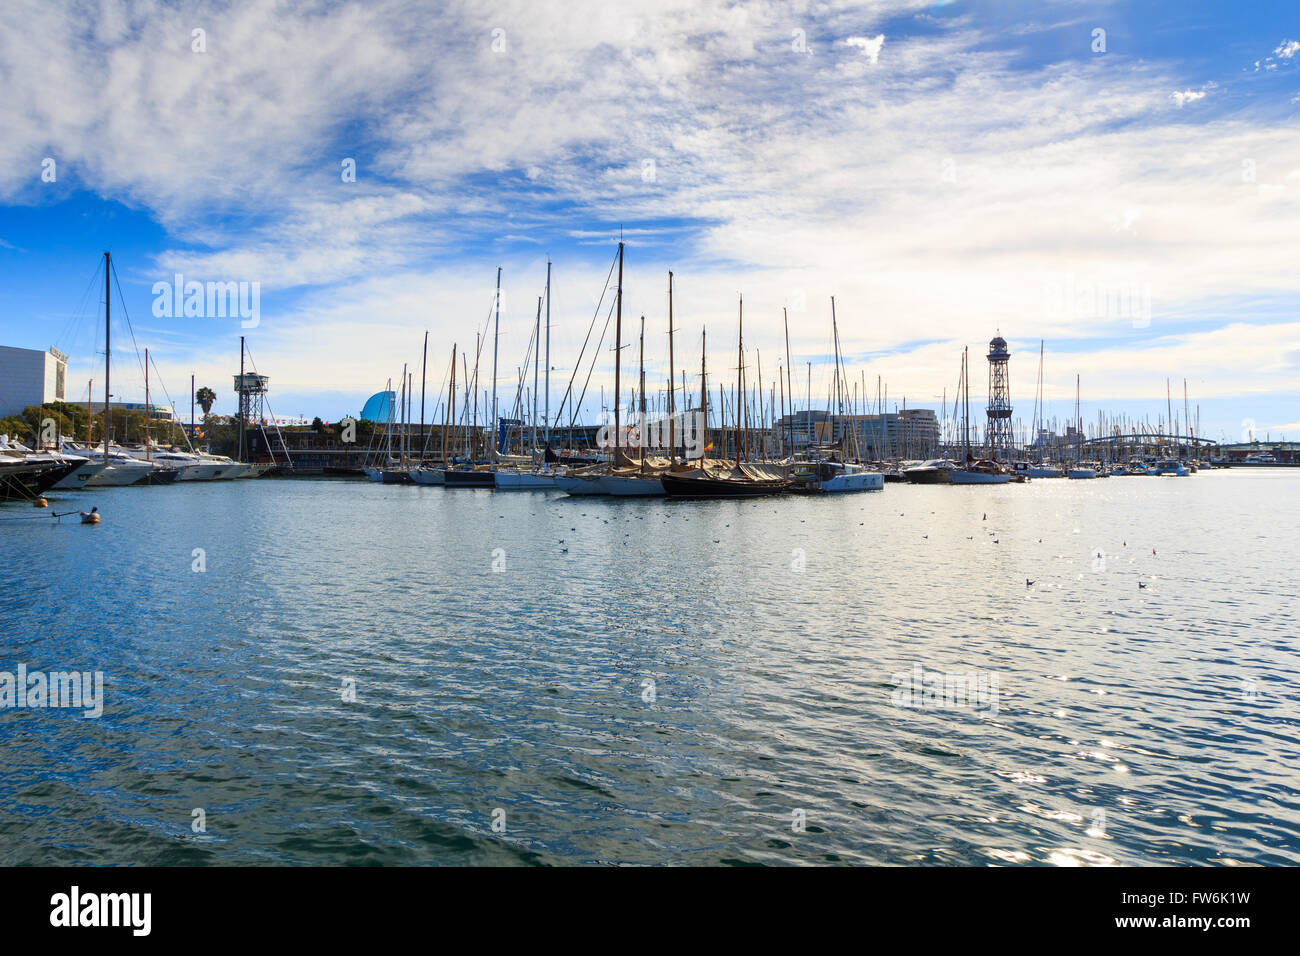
1, 0, 1297, 442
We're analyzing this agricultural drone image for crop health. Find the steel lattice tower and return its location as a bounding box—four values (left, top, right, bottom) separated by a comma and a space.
986, 335, 1013, 461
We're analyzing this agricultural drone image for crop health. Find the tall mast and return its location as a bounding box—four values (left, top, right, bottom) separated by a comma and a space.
735, 295, 743, 468
491, 266, 501, 465
699, 327, 707, 471
420, 330, 428, 460
613, 241, 624, 463
472, 333, 480, 459
783, 306, 793, 457
533, 295, 541, 457
190, 373, 195, 445
399, 363, 408, 465
103, 251, 110, 461
544, 260, 551, 449
778, 361, 785, 457
444, 344, 456, 464
638, 314, 647, 468
964, 347, 971, 462
144, 347, 150, 459
667, 271, 676, 465
238, 336, 246, 461
806, 362, 812, 446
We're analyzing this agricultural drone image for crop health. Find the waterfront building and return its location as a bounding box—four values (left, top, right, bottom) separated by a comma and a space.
0, 345, 67, 417
777, 408, 940, 459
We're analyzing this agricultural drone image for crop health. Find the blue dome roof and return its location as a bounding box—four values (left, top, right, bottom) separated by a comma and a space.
360, 390, 395, 422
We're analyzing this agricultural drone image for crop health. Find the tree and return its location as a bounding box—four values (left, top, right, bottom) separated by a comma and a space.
0, 415, 29, 442
21, 402, 89, 444
195, 387, 217, 418
311, 416, 324, 433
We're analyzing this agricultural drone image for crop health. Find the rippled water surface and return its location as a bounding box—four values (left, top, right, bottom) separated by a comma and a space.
2, 470, 1298, 865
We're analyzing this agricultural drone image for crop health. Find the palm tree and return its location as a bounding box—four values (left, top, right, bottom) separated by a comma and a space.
195, 387, 217, 418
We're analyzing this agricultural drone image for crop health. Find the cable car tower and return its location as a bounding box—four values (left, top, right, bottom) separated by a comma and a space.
986, 334, 1013, 462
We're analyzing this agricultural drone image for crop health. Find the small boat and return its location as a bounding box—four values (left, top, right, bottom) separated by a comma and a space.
233, 462, 276, 478
791, 460, 884, 493
494, 469, 558, 490
903, 459, 958, 484
363, 461, 412, 483
442, 467, 494, 487
1153, 459, 1190, 476
660, 467, 791, 498
1067, 464, 1097, 479
409, 466, 445, 485
595, 472, 665, 496
1012, 461, 1063, 478
555, 464, 612, 495
950, 459, 1012, 485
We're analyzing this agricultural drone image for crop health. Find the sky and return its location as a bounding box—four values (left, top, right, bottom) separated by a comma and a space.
0, 0, 1297, 443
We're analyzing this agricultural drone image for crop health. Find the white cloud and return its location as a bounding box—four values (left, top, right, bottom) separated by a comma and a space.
1275, 39, 1299, 60
1170, 88, 1207, 108
845, 34, 886, 65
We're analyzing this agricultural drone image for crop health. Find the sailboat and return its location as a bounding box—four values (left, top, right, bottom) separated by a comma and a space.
559, 245, 628, 496
598, 312, 667, 496
660, 294, 792, 498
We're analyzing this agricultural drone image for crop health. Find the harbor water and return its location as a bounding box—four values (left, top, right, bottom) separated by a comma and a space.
1, 470, 1297, 865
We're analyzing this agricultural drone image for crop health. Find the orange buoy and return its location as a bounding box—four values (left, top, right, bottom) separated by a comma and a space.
33, 497, 48, 508
80, 507, 100, 524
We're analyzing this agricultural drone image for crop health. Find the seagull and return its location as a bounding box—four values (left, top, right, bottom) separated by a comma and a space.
1026, 579, 1034, 586
993, 539, 1000, 544
1138, 581, 1147, 589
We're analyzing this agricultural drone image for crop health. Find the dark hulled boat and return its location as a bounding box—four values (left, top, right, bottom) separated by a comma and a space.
0, 459, 80, 501
660, 471, 790, 498
442, 468, 494, 487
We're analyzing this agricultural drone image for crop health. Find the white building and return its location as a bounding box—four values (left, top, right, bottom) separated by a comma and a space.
0, 345, 67, 417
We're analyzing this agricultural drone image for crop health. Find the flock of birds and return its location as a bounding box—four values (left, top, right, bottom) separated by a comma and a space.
508, 502, 1162, 593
